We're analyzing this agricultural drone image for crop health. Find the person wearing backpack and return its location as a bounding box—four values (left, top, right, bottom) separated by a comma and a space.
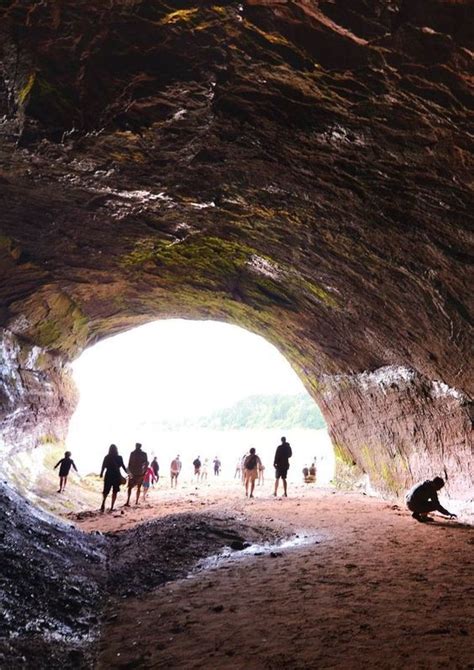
244, 447, 262, 498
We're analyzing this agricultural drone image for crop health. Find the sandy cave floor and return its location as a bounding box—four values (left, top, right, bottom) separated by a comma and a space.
68, 479, 474, 670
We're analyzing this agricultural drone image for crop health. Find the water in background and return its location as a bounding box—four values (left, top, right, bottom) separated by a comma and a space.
67, 425, 335, 485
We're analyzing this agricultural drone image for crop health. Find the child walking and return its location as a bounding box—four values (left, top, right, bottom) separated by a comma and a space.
54, 451, 78, 493
142, 464, 156, 501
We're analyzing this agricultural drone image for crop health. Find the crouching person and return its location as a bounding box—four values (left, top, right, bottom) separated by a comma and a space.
406, 477, 457, 523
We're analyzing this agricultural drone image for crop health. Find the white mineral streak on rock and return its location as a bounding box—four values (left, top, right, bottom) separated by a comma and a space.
0, 330, 22, 403
108, 188, 174, 204
319, 365, 467, 404
319, 365, 416, 399
8, 314, 30, 334
172, 109, 187, 121
247, 254, 280, 279
430, 380, 465, 401
355, 365, 416, 390
88, 187, 176, 219
189, 201, 215, 209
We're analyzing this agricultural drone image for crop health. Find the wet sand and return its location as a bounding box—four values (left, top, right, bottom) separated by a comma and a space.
75, 481, 474, 669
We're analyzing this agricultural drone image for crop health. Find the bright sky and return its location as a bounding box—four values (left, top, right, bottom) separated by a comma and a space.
71, 319, 307, 424
67, 319, 334, 478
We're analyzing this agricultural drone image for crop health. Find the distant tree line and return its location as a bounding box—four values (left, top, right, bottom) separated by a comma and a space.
160, 394, 326, 430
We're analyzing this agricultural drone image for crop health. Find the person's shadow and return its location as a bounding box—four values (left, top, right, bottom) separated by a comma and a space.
431, 519, 473, 532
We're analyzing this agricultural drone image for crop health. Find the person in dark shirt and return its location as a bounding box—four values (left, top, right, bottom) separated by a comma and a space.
406, 477, 457, 523
126, 443, 148, 506
100, 444, 128, 513
193, 456, 202, 479
273, 436, 292, 498
151, 456, 159, 485
54, 451, 78, 493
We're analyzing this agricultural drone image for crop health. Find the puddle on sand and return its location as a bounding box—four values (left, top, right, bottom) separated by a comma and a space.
191, 533, 322, 576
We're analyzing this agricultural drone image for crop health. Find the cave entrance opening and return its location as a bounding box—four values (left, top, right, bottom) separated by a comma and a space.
65, 319, 335, 495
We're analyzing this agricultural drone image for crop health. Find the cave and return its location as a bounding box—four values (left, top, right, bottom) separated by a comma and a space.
0, 1, 472, 668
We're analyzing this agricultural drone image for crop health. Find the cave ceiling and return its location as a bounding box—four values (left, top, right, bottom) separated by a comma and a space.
0, 0, 472, 395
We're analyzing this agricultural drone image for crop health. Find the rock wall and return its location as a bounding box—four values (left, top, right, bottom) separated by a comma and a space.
0, 1, 472, 498
0, 329, 77, 457
317, 366, 473, 499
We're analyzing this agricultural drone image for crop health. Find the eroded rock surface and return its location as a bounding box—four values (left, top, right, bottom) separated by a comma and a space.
0, 1, 472, 496
0, 482, 106, 668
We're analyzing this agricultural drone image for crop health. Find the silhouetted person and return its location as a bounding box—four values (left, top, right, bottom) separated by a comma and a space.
170, 455, 182, 487
213, 457, 221, 476
302, 466, 309, 481
274, 436, 292, 497
151, 456, 159, 485
244, 448, 262, 498
308, 463, 317, 483
126, 443, 148, 506
100, 444, 128, 513
193, 456, 202, 479
54, 451, 78, 493
406, 477, 457, 522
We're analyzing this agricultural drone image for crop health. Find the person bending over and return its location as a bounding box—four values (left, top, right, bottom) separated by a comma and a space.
406, 477, 457, 523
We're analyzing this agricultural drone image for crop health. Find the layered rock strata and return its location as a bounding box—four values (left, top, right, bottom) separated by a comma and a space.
0, 1, 472, 497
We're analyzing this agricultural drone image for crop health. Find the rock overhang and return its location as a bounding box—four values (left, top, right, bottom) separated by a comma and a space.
0, 0, 472, 497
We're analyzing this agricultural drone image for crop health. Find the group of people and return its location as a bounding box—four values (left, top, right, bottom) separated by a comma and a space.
192, 456, 222, 481
302, 463, 317, 483
54, 441, 458, 524
240, 436, 293, 499
99, 443, 159, 512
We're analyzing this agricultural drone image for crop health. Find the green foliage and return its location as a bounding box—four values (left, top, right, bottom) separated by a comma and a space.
162, 394, 326, 430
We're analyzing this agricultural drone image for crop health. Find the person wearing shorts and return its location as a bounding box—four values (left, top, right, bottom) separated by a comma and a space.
193, 456, 201, 480
126, 443, 148, 506
244, 448, 262, 498
142, 465, 156, 501
170, 455, 182, 488
100, 444, 128, 513
273, 436, 292, 497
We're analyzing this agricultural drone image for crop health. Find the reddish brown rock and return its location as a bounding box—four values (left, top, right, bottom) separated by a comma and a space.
0, 1, 472, 498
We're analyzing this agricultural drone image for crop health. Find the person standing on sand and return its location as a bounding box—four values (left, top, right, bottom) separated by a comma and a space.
100, 444, 128, 513
273, 436, 292, 497
244, 448, 262, 498
151, 456, 159, 485
193, 456, 202, 480
142, 464, 156, 501
234, 458, 241, 479
54, 451, 78, 493
125, 443, 148, 506
241, 453, 248, 483
170, 455, 182, 487
406, 477, 457, 523
201, 458, 209, 482
213, 456, 221, 476
257, 460, 265, 486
